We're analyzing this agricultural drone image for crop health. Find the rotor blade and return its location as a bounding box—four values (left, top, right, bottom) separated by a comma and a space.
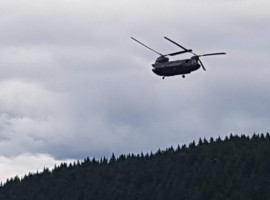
199, 52, 226, 57
131, 37, 163, 56
165, 49, 193, 56
164, 36, 196, 56
198, 58, 206, 71
164, 36, 189, 51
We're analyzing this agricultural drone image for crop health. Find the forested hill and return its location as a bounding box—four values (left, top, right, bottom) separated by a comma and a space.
1, 134, 270, 200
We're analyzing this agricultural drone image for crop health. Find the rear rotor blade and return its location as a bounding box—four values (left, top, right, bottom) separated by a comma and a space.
164, 36, 195, 55
198, 58, 206, 71
199, 52, 226, 57
164, 37, 188, 50
165, 49, 193, 56
131, 37, 163, 56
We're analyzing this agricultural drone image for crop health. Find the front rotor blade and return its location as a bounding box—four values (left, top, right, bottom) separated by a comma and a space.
198, 58, 206, 71
199, 52, 226, 57
131, 37, 163, 56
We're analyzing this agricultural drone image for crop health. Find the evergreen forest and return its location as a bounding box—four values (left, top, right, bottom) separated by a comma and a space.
1, 133, 270, 200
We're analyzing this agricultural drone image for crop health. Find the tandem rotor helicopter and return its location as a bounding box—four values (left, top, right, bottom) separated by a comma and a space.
131, 36, 226, 79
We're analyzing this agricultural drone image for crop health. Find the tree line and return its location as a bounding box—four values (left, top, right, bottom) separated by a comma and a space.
0, 133, 270, 200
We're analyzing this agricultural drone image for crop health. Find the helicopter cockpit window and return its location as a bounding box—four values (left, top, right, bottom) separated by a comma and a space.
156, 56, 169, 63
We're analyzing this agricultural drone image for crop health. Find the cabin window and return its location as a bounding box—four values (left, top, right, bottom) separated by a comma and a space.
191, 59, 197, 64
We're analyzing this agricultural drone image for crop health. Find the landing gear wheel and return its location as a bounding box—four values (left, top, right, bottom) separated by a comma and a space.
162, 76, 165, 79
182, 75, 185, 78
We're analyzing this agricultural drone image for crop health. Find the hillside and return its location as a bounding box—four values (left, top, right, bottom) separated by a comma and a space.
1, 133, 270, 200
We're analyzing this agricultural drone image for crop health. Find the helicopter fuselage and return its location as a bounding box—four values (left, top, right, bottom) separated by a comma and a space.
152, 56, 200, 77
131, 36, 226, 79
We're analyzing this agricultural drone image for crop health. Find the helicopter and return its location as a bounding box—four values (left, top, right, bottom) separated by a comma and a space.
131, 36, 226, 79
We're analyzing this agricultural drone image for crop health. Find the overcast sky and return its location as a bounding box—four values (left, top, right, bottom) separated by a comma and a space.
0, 0, 269, 182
